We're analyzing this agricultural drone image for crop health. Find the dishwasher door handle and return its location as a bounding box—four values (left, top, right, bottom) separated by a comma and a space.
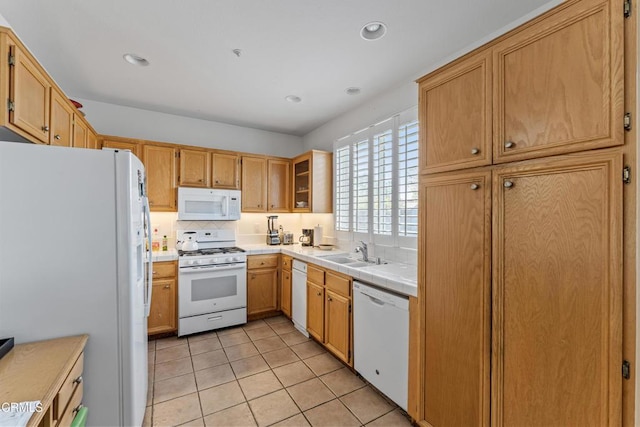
361, 292, 386, 306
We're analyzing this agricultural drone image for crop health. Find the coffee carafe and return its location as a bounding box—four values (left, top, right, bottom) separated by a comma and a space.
266, 216, 281, 245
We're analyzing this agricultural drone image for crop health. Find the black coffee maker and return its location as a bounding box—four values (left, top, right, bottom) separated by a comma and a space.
300, 228, 314, 247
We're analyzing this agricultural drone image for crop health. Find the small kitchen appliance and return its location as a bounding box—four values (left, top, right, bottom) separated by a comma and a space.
282, 231, 294, 245
266, 216, 281, 245
300, 228, 314, 246
176, 229, 247, 336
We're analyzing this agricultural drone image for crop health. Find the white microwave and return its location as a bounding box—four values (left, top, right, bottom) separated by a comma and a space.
177, 187, 241, 220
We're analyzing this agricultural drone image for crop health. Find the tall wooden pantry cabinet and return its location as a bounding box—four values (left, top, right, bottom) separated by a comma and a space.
410, 0, 633, 425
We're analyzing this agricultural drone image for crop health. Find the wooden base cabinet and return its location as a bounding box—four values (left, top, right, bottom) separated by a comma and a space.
148, 261, 177, 335
492, 151, 622, 426
247, 254, 280, 319
281, 255, 292, 318
306, 265, 353, 365
418, 170, 492, 427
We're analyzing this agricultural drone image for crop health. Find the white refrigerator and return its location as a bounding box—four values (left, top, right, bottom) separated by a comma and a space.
0, 141, 152, 426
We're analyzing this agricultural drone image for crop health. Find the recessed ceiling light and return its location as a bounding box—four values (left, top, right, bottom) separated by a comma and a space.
123, 53, 149, 66
346, 87, 361, 95
360, 21, 387, 41
285, 95, 302, 103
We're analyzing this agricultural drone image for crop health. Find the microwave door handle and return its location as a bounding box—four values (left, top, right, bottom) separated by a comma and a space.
222, 196, 228, 217
143, 195, 153, 317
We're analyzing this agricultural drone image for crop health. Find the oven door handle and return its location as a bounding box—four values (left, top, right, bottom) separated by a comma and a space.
180, 264, 246, 274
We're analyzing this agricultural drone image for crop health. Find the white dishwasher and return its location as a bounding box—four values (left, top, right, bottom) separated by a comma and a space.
292, 260, 309, 337
353, 281, 409, 410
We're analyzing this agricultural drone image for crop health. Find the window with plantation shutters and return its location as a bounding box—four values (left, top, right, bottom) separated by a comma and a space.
334, 106, 418, 248
398, 120, 419, 237
352, 139, 369, 233
335, 146, 350, 231
373, 129, 393, 236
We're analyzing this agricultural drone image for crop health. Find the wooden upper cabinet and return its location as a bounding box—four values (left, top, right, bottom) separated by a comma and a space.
212, 153, 240, 189
144, 144, 177, 211
49, 89, 73, 147
179, 149, 210, 187
419, 49, 492, 174
72, 117, 87, 149
267, 159, 291, 212
9, 44, 51, 143
292, 151, 332, 213
86, 128, 98, 150
493, 0, 624, 163
102, 139, 142, 159
492, 151, 622, 425
241, 156, 267, 212
419, 171, 491, 427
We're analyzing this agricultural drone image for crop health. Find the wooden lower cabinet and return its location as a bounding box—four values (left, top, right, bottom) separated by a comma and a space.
148, 261, 177, 335
492, 151, 622, 426
307, 281, 325, 341
247, 254, 280, 319
324, 289, 350, 364
281, 256, 292, 318
306, 264, 353, 366
418, 170, 491, 427
413, 151, 623, 426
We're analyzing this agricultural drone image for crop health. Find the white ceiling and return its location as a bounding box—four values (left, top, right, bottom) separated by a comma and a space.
0, 0, 554, 136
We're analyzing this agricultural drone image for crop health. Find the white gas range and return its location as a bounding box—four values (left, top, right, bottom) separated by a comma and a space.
176, 229, 247, 336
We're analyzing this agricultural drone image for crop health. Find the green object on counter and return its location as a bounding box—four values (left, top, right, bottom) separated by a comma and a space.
70, 406, 88, 427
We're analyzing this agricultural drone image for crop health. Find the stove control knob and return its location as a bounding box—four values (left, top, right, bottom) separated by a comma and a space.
198, 259, 208, 265
187, 260, 196, 266
225, 257, 232, 263
233, 256, 241, 262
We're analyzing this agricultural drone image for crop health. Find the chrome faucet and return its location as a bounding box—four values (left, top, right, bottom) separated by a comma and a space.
355, 241, 369, 262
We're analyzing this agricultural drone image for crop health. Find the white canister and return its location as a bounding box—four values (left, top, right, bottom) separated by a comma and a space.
314, 225, 323, 246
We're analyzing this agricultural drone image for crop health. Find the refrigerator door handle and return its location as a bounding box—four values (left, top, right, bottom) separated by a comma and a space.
143, 195, 153, 317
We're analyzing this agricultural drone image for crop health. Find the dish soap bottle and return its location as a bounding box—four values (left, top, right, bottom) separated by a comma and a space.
162, 235, 168, 251
152, 228, 160, 252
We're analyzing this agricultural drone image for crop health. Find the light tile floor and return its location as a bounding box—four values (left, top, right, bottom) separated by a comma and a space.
144, 315, 412, 427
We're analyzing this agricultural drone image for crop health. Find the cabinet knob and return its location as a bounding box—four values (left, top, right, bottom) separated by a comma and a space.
316, 292, 321, 296
271, 204, 274, 208
328, 296, 333, 302
504, 141, 515, 149
54, 134, 61, 140
470, 183, 480, 190
215, 180, 219, 184
73, 375, 83, 385
42, 125, 49, 132
471, 147, 480, 155
164, 285, 170, 289
503, 180, 514, 189
252, 274, 256, 279
198, 179, 203, 182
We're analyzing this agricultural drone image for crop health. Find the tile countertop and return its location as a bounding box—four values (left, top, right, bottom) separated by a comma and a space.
149, 248, 179, 262
241, 244, 418, 297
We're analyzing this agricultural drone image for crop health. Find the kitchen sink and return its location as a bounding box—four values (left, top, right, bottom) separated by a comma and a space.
318, 255, 358, 264
343, 261, 370, 268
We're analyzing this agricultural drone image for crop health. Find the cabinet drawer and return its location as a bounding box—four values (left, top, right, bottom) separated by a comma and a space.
57, 382, 83, 427
282, 255, 292, 271
248, 254, 279, 270
152, 262, 176, 279
307, 265, 325, 285
54, 353, 83, 422
326, 271, 351, 298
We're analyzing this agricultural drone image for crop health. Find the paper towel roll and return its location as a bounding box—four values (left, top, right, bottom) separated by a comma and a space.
314, 225, 323, 246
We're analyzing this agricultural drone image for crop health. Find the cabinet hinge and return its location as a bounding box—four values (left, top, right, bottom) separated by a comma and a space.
623, 360, 631, 379
175, 151, 180, 158
7, 54, 14, 66
7, 99, 14, 112
624, 112, 632, 131
623, 166, 631, 184
624, 0, 632, 18
349, 304, 352, 313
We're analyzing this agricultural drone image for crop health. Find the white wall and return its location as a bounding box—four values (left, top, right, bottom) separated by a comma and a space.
302, 0, 563, 152
0, 11, 11, 28
74, 98, 303, 157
